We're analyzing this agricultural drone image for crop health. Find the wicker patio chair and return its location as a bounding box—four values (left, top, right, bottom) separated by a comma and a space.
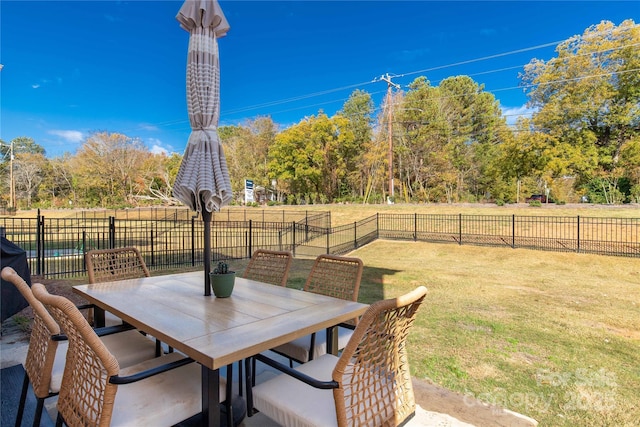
85, 247, 150, 327
250, 286, 428, 427
242, 249, 293, 287
0, 267, 158, 427
85, 247, 169, 355
236, 249, 293, 394
86, 247, 150, 284
271, 254, 364, 364
31, 282, 232, 427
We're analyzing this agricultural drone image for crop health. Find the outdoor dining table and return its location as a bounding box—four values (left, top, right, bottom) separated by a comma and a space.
73, 270, 369, 427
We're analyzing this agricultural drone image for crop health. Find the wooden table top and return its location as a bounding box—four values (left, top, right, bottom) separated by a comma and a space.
73, 271, 369, 370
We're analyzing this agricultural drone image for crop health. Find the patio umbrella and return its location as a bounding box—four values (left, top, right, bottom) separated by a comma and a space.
173, 0, 231, 296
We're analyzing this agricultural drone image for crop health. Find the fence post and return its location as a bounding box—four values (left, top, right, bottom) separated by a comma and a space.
292, 221, 296, 257
326, 223, 330, 254
354, 221, 357, 249
36, 210, 43, 276
81, 231, 87, 272
577, 215, 580, 253
512, 214, 516, 249
414, 213, 418, 241
249, 220, 253, 257
458, 213, 462, 245
109, 217, 116, 249
191, 217, 196, 266
150, 223, 155, 267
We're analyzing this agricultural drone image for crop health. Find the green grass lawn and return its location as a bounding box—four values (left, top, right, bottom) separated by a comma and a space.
229, 213, 639, 426
348, 240, 639, 427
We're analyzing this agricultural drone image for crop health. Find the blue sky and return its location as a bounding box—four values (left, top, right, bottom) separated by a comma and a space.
1, 1, 637, 158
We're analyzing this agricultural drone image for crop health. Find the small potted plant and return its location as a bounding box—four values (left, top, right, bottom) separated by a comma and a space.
210, 261, 236, 298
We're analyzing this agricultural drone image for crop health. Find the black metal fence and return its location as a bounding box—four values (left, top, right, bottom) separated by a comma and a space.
377, 213, 639, 257
1, 210, 637, 279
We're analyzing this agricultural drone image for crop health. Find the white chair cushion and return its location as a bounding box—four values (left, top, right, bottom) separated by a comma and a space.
112, 352, 227, 426
252, 354, 339, 427
50, 341, 69, 394
50, 330, 158, 394
101, 330, 159, 367
104, 311, 166, 352
272, 326, 354, 363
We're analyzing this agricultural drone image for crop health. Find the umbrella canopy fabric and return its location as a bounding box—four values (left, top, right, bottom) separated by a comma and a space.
173, 0, 232, 213
174, 0, 231, 296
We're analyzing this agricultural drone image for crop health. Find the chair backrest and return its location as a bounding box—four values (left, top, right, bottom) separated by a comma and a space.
304, 254, 363, 302
332, 286, 428, 427
1, 267, 61, 399
32, 283, 120, 427
86, 247, 150, 284
242, 249, 293, 287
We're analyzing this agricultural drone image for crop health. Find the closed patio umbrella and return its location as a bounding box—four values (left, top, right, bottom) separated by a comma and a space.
173, 0, 231, 296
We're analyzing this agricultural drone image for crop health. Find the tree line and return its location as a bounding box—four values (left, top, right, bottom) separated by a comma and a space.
1, 20, 638, 210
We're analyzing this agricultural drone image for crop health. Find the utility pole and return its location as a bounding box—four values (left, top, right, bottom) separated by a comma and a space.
1, 139, 16, 208
377, 73, 400, 200
10, 140, 15, 208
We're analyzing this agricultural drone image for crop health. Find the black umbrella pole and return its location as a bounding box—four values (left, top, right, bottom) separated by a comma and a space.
203, 209, 212, 296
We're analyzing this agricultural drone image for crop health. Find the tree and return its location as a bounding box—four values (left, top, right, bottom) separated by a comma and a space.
14, 152, 47, 208
495, 118, 558, 202
0, 136, 46, 157
127, 152, 181, 205
72, 132, 149, 207
521, 19, 640, 202
0, 138, 10, 206
436, 76, 508, 202
394, 77, 450, 202
44, 154, 77, 207
619, 136, 640, 202
268, 113, 356, 203
1, 137, 47, 207
220, 117, 278, 203
339, 90, 375, 200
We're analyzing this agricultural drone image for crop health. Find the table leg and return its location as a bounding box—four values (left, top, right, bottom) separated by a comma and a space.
202, 366, 220, 427
326, 325, 339, 355
244, 358, 254, 416
94, 306, 105, 328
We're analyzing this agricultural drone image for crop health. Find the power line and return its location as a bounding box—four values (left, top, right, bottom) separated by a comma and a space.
216, 40, 564, 120
394, 40, 564, 80
120, 24, 640, 137
222, 81, 376, 116
217, 38, 638, 124
219, 59, 639, 130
